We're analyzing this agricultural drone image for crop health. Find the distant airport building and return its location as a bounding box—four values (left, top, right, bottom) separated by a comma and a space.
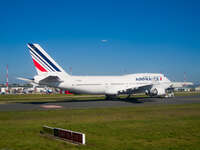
174, 87, 194, 92
195, 86, 200, 91
0, 83, 74, 95
0, 84, 59, 94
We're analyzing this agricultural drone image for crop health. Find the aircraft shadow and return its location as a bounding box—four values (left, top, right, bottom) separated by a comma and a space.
16, 96, 157, 105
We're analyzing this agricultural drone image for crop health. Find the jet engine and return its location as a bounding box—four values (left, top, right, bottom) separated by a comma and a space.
145, 87, 166, 97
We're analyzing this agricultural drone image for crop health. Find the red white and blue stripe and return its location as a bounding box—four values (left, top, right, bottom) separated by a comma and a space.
28, 43, 61, 73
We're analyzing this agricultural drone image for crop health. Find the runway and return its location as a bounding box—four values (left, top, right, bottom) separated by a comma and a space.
0, 95, 200, 111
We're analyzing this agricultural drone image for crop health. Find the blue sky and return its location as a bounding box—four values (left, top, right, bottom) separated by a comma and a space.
0, 0, 200, 83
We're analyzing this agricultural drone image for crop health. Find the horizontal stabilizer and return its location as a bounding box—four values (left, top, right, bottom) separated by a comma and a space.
17, 77, 38, 87
39, 76, 63, 84
17, 77, 34, 82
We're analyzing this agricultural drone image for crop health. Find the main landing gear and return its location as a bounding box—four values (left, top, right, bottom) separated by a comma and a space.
105, 94, 132, 100
126, 94, 131, 99
105, 95, 117, 100
165, 92, 175, 98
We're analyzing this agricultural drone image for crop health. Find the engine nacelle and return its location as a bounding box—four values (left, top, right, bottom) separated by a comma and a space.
146, 87, 166, 97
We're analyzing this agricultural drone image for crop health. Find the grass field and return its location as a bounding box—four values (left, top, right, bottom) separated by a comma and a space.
0, 103, 200, 150
0, 94, 105, 104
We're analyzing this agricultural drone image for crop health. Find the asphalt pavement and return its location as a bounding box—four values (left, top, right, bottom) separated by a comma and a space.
0, 95, 200, 111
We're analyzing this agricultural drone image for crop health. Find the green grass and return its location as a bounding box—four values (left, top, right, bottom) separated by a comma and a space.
0, 94, 105, 103
0, 104, 200, 150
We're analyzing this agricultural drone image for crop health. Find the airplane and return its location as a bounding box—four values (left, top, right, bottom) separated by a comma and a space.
19, 43, 193, 99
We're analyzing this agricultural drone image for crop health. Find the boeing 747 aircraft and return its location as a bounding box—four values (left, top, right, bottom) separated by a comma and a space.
19, 43, 193, 99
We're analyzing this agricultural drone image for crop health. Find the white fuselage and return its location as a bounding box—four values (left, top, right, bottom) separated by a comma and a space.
56, 73, 171, 95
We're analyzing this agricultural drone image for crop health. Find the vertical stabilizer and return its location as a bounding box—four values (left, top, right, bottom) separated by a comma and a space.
27, 43, 70, 77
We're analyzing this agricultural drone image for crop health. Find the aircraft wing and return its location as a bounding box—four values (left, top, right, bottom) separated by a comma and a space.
106, 83, 153, 95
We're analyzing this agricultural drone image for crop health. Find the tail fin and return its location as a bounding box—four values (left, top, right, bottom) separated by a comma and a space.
27, 43, 70, 76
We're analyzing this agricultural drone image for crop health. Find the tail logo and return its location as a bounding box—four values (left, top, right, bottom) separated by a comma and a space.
28, 43, 61, 72
32, 59, 47, 72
